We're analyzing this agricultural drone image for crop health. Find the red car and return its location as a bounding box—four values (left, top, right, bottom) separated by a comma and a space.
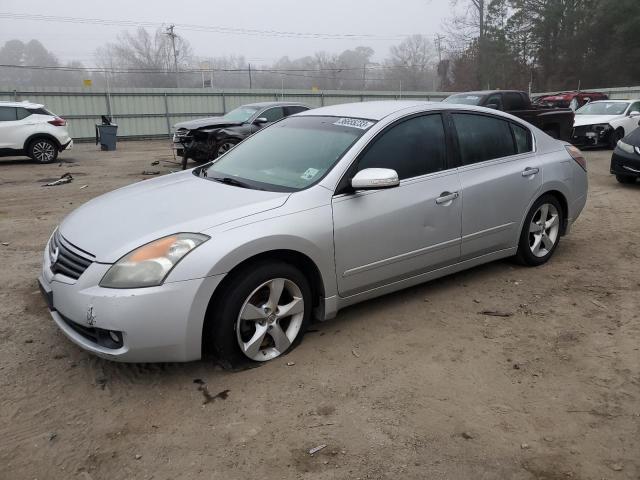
534, 91, 609, 110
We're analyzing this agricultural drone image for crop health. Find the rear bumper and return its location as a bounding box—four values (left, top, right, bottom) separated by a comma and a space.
611, 150, 640, 177
61, 139, 73, 151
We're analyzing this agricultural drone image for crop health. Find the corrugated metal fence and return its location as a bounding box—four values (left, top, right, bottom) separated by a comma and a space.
2, 85, 639, 141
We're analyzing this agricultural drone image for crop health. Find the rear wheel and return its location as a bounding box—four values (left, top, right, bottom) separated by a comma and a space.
616, 174, 636, 184
208, 261, 312, 368
28, 138, 58, 164
515, 194, 563, 266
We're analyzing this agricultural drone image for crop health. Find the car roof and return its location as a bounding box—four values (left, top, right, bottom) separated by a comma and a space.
243, 101, 309, 108
0, 100, 44, 109
297, 100, 432, 121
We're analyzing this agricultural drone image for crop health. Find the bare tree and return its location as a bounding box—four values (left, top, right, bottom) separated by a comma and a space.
386, 35, 437, 91
95, 27, 192, 87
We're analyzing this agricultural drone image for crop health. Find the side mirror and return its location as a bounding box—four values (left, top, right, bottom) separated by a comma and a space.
351, 168, 399, 190
254, 117, 269, 124
630, 111, 640, 117
485, 103, 500, 110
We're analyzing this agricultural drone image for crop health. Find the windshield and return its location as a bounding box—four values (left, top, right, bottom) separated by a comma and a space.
223, 106, 261, 122
442, 94, 483, 105
205, 116, 373, 191
576, 102, 629, 116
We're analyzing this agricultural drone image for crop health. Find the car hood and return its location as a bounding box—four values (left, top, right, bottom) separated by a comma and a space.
59, 171, 290, 263
573, 114, 620, 127
173, 117, 244, 131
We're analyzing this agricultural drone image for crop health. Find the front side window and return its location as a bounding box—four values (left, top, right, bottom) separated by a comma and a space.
0, 107, 17, 121
357, 114, 447, 180
260, 107, 285, 123
223, 106, 261, 123
485, 94, 503, 109
452, 113, 517, 165
629, 102, 640, 114
205, 116, 372, 191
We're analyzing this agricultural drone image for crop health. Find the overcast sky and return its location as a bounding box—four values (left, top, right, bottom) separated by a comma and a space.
0, 0, 451, 66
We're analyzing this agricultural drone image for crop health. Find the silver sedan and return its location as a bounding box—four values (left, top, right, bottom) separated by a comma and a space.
38, 101, 588, 366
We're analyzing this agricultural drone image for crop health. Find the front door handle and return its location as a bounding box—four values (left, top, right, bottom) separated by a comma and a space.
522, 167, 540, 177
436, 191, 459, 205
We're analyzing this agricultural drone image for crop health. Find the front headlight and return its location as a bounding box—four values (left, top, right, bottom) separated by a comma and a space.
100, 233, 209, 289
593, 123, 612, 136
617, 140, 635, 154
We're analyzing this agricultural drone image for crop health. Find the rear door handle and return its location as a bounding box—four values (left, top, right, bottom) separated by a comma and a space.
522, 167, 540, 177
436, 191, 459, 205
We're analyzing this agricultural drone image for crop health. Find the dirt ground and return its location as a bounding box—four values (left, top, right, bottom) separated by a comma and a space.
0, 141, 638, 480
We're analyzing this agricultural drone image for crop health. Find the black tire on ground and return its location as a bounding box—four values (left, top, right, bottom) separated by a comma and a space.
515, 194, 564, 267
208, 260, 312, 369
28, 138, 58, 164
616, 174, 636, 184
215, 139, 239, 158
609, 128, 625, 149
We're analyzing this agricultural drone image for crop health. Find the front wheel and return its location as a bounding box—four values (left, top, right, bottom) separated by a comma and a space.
515, 195, 563, 266
216, 139, 239, 158
616, 174, 636, 184
209, 261, 312, 368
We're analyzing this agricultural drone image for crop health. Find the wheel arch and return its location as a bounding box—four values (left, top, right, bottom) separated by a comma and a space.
544, 189, 569, 235
24, 133, 62, 152
201, 249, 326, 354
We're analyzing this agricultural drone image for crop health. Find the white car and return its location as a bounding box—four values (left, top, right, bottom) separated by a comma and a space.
0, 101, 73, 163
572, 99, 640, 148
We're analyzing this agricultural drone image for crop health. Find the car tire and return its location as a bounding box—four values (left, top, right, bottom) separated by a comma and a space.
609, 128, 624, 149
616, 174, 636, 184
28, 138, 58, 164
208, 261, 312, 369
215, 139, 239, 158
515, 194, 564, 267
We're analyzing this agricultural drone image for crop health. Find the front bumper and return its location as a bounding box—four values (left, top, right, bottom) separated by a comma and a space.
611, 149, 640, 177
38, 240, 225, 363
571, 125, 613, 147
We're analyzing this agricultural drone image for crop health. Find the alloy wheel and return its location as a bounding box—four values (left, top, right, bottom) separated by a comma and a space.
528, 203, 560, 258
235, 278, 305, 361
217, 142, 236, 157
32, 141, 56, 163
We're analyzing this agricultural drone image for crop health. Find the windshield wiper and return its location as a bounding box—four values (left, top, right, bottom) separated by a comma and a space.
211, 176, 258, 190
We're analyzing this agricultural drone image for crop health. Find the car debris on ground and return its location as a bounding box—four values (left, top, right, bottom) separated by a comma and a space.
309, 444, 327, 455
42, 173, 73, 187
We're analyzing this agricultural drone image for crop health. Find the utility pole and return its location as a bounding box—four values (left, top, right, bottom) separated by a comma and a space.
248, 63, 253, 89
362, 62, 367, 91
165, 24, 180, 88
435, 34, 444, 64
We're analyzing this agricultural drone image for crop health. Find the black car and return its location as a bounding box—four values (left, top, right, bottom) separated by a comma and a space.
172, 102, 310, 163
611, 127, 640, 184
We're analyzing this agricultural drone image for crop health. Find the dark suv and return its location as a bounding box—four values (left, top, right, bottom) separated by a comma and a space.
173, 102, 310, 163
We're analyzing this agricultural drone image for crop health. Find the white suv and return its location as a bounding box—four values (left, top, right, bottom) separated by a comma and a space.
0, 101, 73, 163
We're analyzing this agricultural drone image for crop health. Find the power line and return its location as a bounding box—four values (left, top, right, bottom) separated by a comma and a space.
0, 12, 417, 41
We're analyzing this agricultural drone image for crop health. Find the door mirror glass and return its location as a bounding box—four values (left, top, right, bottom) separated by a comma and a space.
254, 117, 269, 125
351, 168, 399, 190
485, 103, 500, 110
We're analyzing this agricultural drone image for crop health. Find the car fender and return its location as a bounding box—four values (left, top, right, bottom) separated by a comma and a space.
168, 203, 338, 298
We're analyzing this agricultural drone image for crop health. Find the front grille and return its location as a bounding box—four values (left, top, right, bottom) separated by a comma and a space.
573, 126, 591, 137
49, 230, 94, 280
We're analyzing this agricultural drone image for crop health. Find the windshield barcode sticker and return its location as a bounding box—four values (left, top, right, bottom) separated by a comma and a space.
334, 118, 374, 130
301, 168, 319, 180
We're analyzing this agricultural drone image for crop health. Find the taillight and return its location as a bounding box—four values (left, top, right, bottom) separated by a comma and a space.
565, 145, 587, 171
48, 117, 66, 127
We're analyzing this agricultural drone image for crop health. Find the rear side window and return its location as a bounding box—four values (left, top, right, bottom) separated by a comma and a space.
511, 123, 532, 153
452, 113, 516, 165
16, 108, 32, 120
504, 92, 526, 110
284, 106, 308, 116
357, 114, 447, 179
0, 107, 17, 121
28, 107, 53, 116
